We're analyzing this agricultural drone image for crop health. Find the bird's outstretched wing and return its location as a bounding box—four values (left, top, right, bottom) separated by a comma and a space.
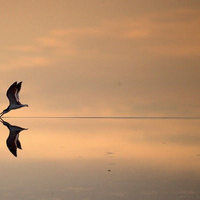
17, 139, 22, 149
7, 145, 17, 157
16, 82, 22, 103
6, 81, 22, 105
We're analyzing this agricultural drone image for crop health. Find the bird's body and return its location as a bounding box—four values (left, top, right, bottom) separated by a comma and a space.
0, 81, 28, 117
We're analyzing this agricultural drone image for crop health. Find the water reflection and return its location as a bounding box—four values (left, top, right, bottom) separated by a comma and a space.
0, 119, 199, 200
0, 118, 28, 157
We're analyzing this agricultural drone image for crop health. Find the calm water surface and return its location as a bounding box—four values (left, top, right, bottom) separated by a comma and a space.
0, 118, 200, 200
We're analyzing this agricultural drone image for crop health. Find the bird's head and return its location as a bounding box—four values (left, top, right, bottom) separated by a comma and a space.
0, 118, 10, 128
22, 104, 28, 107
0, 108, 10, 117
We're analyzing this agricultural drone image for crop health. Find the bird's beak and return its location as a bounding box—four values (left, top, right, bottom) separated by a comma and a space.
0, 112, 3, 118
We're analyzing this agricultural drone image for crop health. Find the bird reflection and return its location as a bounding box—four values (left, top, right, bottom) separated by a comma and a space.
0, 119, 28, 157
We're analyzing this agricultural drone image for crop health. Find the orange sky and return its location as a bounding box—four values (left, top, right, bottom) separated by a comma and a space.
0, 0, 199, 117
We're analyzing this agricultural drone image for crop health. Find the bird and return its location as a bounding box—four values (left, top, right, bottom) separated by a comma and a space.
0, 81, 28, 117
0, 118, 28, 157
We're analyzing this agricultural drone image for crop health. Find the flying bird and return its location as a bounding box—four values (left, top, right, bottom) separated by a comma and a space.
0, 118, 28, 157
0, 81, 28, 117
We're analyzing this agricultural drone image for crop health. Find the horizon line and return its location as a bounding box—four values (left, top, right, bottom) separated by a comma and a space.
2, 116, 200, 119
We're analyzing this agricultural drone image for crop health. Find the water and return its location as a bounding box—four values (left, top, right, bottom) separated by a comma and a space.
0, 118, 200, 200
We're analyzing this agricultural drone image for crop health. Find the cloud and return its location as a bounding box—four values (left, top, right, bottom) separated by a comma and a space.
37, 37, 63, 48
40, 9, 200, 59
7, 45, 40, 53
144, 8, 200, 57
50, 21, 149, 40
0, 56, 50, 70
7, 7, 200, 67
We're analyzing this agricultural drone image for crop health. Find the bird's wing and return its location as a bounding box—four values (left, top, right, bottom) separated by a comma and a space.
6, 134, 18, 157
6, 81, 19, 105
16, 81, 22, 102
8, 146, 17, 157
17, 139, 22, 149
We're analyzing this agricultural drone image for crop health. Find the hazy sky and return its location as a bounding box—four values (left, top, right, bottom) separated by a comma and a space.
0, 0, 199, 117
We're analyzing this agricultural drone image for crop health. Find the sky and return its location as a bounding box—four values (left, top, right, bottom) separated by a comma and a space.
0, 0, 200, 117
